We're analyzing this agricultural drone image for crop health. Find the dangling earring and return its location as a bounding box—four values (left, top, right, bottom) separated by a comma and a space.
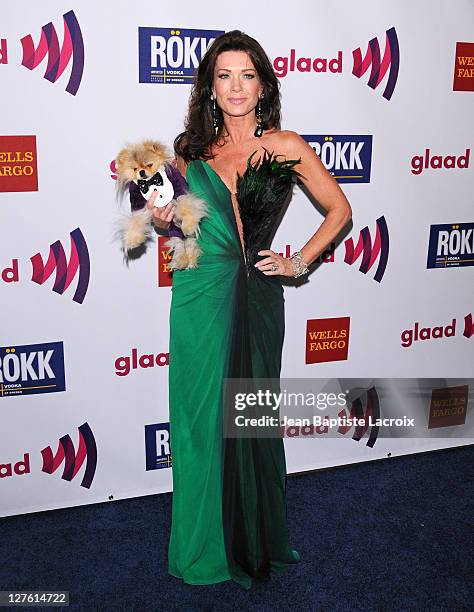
211, 95, 219, 134
254, 95, 263, 137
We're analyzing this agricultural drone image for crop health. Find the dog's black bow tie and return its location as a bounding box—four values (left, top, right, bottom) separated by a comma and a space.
137, 171, 163, 194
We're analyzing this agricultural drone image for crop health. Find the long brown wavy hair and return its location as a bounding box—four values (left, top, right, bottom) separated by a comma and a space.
174, 30, 281, 162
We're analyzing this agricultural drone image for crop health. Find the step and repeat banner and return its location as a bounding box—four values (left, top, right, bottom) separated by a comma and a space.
1, 1, 473, 517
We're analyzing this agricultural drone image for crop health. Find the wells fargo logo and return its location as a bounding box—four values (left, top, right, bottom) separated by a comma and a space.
453, 42, 474, 92
306, 316, 350, 364
2, 228, 90, 304
344, 215, 389, 282
20, 10, 84, 95
0, 135, 38, 192
158, 236, 173, 286
428, 385, 468, 429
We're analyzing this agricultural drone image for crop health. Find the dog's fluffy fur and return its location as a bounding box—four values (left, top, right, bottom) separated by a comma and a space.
115, 140, 207, 269
116, 140, 171, 187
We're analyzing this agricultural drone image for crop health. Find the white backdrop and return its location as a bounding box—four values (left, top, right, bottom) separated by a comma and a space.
1, 0, 473, 517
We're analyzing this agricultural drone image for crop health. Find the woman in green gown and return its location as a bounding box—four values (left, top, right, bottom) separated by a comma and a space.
150, 30, 352, 590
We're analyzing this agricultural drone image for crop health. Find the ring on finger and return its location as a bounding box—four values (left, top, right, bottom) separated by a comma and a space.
271, 263, 278, 272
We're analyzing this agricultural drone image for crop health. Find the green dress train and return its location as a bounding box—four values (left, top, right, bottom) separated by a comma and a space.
167, 151, 301, 590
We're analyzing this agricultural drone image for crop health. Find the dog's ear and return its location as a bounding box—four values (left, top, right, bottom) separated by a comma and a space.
116, 148, 131, 170
143, 140, 167, 156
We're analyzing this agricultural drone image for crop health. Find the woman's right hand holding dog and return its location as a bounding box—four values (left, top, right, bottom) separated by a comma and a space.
147, 191, 175, 230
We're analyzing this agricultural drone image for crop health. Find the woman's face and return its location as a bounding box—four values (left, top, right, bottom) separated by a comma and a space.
212, 50, 263, 119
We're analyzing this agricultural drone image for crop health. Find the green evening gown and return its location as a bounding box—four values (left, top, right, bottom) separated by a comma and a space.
167, 151, 301, 590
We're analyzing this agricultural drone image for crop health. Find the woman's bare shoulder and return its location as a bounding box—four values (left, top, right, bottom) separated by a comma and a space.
264, 129, 308, 158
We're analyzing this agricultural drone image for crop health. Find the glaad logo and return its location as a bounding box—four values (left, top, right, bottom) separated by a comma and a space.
30, 227, 90, 303
0, 342, 66, 398
400, 313, 474, 347
145, 423, 172, 470
411, 149, 470, 175
273, 48, 342, 77
344, 216, 389, 282
302, 135, 373, 183
41, 422, 97, 488
427, 222, 474, 269
139, 27, 224, 84
114, 348, 169, 376
0, 38, 7, 64
464, 313, 474, 339
281, 387, 380, 448
352, 26, 399, 100
20, 10, 84, 95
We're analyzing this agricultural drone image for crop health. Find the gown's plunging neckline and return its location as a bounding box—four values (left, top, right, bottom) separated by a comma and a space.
190, 158, 248, 265
200, 159, 236, 196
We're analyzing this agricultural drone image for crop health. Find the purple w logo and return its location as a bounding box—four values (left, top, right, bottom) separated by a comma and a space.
30, 228, 90, 304
352, 26, 399, 100
41, 422, 97, 489
20, 10, 84, 95
344, 216, 389, 283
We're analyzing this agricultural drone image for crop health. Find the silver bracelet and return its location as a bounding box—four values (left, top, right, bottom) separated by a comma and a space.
289, 251, 309, 278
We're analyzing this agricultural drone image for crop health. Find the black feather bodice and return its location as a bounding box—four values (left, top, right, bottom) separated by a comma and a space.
236, 149, 302, 273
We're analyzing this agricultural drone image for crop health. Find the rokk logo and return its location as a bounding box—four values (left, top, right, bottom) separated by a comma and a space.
41, 422, 97, 488
145, 423, 172, 470
344, 216, 389, 282
427, 222, 474, 269
453, 42, 474, 92
30, 227, 90, 303
0, 342, 65, 398
352, 26, 399, 100
428, 385, 468, 429
302, 135, 373, 183
306, 317, 350, 364
139, 27, 224, 84
0, 135, 38, 192
20, 10, 84, 95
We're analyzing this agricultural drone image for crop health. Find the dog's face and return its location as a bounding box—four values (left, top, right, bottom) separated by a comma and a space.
116, 141, 169, 183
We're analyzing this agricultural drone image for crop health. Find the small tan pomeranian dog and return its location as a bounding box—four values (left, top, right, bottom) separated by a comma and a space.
115, 140, 207, 269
